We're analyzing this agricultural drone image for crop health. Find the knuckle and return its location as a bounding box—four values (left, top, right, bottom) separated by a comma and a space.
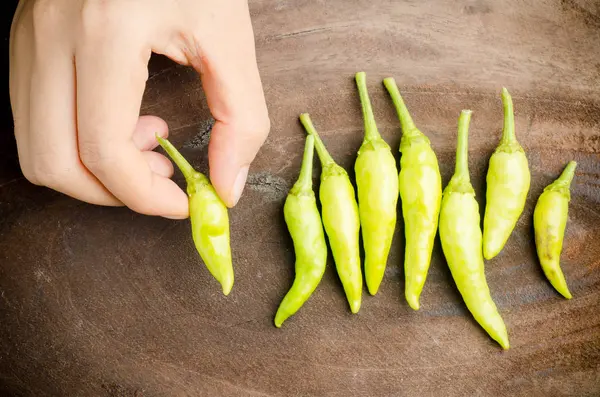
79, 145, 111, 174
31, 0, 63, 38
30, 158, 72, 189
257, 114, 271, 138
243, 113, 271, 143
128, 200, 157, 216
20, 165, 40, 186
32, 0, 58, 24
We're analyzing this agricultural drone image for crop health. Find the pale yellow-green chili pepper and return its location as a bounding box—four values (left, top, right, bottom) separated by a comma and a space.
439, 110, 509, 350
383, 77, 442, 310
483, 88, 531, 260
275, 135, 328, 327
156, 136, 234, 295
300, 113, 362, 313
533, 161, 577, 299
354, 72, 399, 295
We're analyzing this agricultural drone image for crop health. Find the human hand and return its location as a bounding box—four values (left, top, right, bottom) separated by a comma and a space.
9, 0, 270, 218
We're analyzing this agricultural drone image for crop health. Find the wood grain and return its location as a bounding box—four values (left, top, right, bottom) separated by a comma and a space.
1, 1, 599, 396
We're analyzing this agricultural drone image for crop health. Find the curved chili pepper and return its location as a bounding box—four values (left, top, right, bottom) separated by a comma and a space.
156, 136, 234, 295
439, 110, 509, 350
533, 161, 577, 299
483, 88, 531, 260
383, 77, 442, 310
299, 113, 362, 313
275, 135, 328, 327
354, 72, 399, 295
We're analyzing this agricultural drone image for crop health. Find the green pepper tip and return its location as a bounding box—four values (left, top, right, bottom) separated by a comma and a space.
350, 300, 361, 314
547, 269, 572, 299
366, 282, 380, 297
274, 313, 284, 328
221, 278, 233, 296
406, 295, 420, 311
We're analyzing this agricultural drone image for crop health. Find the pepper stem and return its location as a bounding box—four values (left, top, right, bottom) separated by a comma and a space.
156, 135, 197, 180
355, 72, 381, 142
383, 77, 419, 137
296, 135, 315, 190
500, 87, 516, 144
455, 110, 472, 180
556, 161, 577, 187
299, 113, 335, 166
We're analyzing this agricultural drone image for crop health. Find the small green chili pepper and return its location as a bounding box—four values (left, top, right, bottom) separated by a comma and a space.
439, 110, 509, 350
156, 136, 234, 295
300, 113, 362, 313
383, 77, 442, 310
533, 161, 577, 299
483, 88, 531, 260
275, 135, 328, 327
354, 72, 399, 295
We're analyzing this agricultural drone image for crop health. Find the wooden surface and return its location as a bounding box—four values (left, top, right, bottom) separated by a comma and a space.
1, 1, 600, 396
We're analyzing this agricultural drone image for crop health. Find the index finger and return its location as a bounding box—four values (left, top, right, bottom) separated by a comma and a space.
75, 13, 188, 218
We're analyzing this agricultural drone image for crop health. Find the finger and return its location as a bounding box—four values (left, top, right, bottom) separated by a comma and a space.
132, 115, 169, 151
27, 4, 122, 206
134, 116, 174, 177
9, 2, 35, 182
75, 12, 188, 219
142, 151, 174, 178
186, 3, 270, 207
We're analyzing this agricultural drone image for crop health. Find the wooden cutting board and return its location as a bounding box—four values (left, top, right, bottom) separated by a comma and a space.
1, 1, 599, 396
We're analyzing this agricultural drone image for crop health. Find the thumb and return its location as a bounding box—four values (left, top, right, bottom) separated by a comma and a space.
188, 3, 269, 207
208, 118, 269, 207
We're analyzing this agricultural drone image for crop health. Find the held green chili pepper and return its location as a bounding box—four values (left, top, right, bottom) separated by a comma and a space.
354, 72, 399, 295
483, 88, 530, 260
439, 110, 509, 350
300, 113, 362, 313
156, 136, 234, 295
275, 135, 328, 327
383, 77, 442, 310
533, 161, 577, 299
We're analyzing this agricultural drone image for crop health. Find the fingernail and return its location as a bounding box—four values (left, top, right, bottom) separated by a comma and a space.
231, 166, 249, 206
164, 213, 188, 220
148, 157, 173, 178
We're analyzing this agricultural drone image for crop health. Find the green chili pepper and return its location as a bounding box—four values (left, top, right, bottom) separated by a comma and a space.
354, 72, 399, 296
299, 113, 362, 313
439, 110, 509, 350
383, 77, 442, 310
275, 135, 328, 327
533, 161, 577, 299
483, 88, 531, 260
156, 136, 234, 295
